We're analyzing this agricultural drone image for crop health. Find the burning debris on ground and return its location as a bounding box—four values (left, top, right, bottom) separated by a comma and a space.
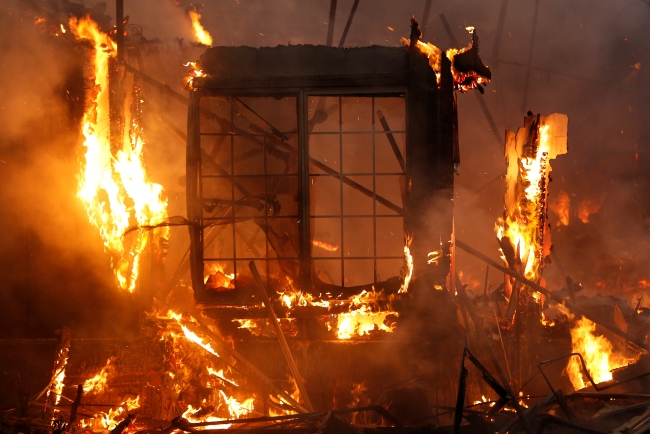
1, 1, 650, 433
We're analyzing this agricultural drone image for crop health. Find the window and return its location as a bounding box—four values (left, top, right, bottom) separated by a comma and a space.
194, 93, 406, 300
308, 95, 406, 288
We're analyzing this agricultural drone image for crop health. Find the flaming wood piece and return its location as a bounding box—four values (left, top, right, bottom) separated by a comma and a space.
456, 238, 650, 352
249, 261, 314, 412
189, 316, 309, 413
456, 275, 534, 434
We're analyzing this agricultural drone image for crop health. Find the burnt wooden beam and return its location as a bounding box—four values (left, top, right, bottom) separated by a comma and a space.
68, 385, 83, 425
337, 0, 360, 48
456, 275, 534, 434
326, 0, 338, 47
439, 14, 502, 145
456, 238, 650, 352
250, 261, 314, 412
376, 110, 405, 171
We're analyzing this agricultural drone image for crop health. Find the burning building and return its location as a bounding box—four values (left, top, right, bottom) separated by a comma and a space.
3, 1, 650, 433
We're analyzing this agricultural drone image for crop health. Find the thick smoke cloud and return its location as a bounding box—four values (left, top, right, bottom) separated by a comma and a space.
0, 0, 649, 340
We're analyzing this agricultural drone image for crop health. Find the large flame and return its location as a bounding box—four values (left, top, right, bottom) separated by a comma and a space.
496, 114, 568, 292
189, 9, 213, 46
565, 317, 634, 390
70, 16, 169, 292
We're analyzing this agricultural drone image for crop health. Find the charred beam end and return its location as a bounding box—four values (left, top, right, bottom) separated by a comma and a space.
68, 384, 83, 424
376, 110, 406, 171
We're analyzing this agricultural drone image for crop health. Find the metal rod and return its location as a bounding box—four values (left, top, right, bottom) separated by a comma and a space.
249, 261, 314, 412
338, 0, 360, 48
326, 0, 338, 46
455, 238, 650, 352
456, 275, 534, 434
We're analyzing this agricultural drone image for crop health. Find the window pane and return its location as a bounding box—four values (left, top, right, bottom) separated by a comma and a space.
375, 132, 405, 173
376, 217, 404, 257
314, 259, 342, 286
342, 133, 373, 174
342, 217, 374, 257
309, 133, 340, 174
343, 259, 374, 287
201, 135, 232, 175
376, 258, 404, 282
342, 176, 373, 215
312, 217, 341, 258
199, 96, 231, 134
308, 96, 340, 133
233, 136, 264, 175
341, 97, 372, 132
310, 175, 341, 216
375, 175, 404, 215
235, 220, 267, 258
374, 97, 406, 130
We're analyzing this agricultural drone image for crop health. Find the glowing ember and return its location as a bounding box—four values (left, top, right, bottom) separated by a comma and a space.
189, 9, 213, 46
565, 317, 635, 390
70, 16, 169, 292
312, 239, 339, 252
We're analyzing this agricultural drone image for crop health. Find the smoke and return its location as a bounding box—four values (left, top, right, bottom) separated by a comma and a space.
1, 0, 649, 339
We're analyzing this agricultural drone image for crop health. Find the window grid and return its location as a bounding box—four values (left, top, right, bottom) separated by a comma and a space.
309, 96, 405, 287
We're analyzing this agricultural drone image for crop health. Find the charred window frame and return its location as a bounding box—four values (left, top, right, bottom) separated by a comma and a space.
301, 90, 407, 291
188, 87, 408, 305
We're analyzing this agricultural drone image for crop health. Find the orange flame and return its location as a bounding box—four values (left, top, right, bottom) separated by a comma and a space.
189, 9, 213, 46
70, 16, 169, 292
565, 317, 635, 390
549, 190, 571, 226
83, 357, 113, 394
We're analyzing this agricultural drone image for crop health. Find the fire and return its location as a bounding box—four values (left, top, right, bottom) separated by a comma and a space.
205, 262, 235, 291
549, 190, 571, 226
80, 395, 140, 431
401, 235, 413, 293
577, 197, 603, 224
334, 290, 398, 339
47, 345, 70, 406
312, 240, 339, 252
565, 317, 634, 390
70, 16, 169, 292
496, 114, 568, 296
83, 357, 113, 394
189, 9, 213, 46
402, 27, 490, 92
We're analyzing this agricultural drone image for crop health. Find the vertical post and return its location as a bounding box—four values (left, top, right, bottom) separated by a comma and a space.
297, 90, 312, 291
187, 91, 205, 301
116, 0, 124, 64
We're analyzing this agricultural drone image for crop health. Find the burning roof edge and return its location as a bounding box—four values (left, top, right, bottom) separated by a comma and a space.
196, 45, 409, 82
